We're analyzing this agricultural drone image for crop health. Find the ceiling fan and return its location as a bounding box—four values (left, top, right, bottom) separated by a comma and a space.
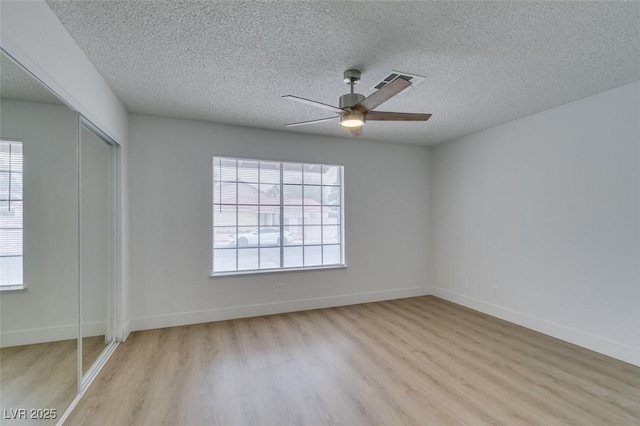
283, 69, 431, 136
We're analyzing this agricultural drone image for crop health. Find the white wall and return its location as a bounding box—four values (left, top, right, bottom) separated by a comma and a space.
1, 0, 130, 340
430, 81, 640, 366
0, 99, 80, 346
128, 114, 431, 330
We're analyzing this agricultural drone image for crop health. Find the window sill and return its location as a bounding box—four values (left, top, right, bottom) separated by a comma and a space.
0, 284, 26, 292
211, 264, 347, 278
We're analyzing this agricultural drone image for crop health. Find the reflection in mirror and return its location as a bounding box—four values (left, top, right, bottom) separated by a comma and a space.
0, 52, 78, 423
80, 123, 115, 375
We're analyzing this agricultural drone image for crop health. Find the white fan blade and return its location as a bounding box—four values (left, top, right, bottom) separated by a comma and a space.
284, 116, 339, 127
282, 95, 344, 114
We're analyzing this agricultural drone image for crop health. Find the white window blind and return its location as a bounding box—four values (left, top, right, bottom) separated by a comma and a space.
212, 157, 345, 275
0, 140, 24, 289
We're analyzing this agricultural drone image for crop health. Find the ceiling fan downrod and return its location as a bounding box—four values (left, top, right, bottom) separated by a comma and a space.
340, 69, 365, 109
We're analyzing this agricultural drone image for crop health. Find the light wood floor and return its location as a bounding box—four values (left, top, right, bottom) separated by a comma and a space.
0, 336, 105, 426
67, 296, 639, 425
82, 336, 108, 375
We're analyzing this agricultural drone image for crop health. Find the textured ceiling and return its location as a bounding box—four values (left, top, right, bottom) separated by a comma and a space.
0, 54, 63, 105
46, 1, 640, 146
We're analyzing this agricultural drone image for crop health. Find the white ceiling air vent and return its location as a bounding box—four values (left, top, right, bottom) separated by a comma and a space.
370, 70, 426, 92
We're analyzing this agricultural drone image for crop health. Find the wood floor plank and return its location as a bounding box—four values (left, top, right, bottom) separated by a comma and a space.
0, 336, 105, 426
65, 296, 640, 425
370, 299, 624, 423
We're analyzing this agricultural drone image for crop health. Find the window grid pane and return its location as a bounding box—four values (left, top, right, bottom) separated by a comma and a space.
213, 157, 344, 274
0, 140, 23, 287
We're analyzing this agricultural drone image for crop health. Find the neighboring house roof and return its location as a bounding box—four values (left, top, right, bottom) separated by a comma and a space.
215, 182, 323, 206
216, 181, 278, 205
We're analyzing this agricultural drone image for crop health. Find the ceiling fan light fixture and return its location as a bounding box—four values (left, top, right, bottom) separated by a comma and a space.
340, 111, 365, 128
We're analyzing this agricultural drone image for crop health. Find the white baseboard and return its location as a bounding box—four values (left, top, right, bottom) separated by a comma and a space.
130, 286, 431, 332
0, 321, 106, 348
432, 287, 640, 367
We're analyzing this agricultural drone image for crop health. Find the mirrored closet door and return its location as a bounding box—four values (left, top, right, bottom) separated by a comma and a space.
0, 49, 120, 423
0, 52, 80, 424
80, 122, 116, 377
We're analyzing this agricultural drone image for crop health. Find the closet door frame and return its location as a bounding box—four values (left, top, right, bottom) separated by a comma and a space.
78, 116, 121, 393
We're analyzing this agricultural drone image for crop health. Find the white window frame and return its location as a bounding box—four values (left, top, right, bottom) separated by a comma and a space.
0, 139, 24, 291
211, 156, 346, 276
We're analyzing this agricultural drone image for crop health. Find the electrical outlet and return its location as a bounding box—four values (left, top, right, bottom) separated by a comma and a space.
276, 283, 284, 294
491, 285, 499, 297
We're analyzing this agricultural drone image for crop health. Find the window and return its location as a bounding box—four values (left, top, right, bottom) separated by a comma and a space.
212, 157, 345, 275
0, 140, 23, 290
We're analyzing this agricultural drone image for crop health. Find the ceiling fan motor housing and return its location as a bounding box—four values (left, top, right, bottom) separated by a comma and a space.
339, 93, 365, 109
343, 69, 361, 84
